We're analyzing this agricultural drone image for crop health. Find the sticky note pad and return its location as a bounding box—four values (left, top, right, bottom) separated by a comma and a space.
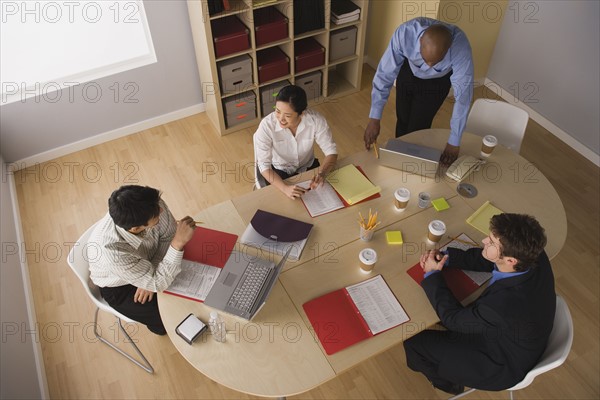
386, 231, 403, 244
432, 197, 450, 211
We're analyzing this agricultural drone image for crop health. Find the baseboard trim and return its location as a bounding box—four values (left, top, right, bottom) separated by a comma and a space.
11, 103, 206, 169
7, 174, 50, 399
484, 78, 600, 167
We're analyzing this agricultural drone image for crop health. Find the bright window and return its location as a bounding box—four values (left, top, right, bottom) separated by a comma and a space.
1, 0, 156, 104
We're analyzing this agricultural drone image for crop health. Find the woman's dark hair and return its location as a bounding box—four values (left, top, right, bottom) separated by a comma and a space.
275, 85, 308, 114
108, 185, 161, 230
490, 213, 547, 271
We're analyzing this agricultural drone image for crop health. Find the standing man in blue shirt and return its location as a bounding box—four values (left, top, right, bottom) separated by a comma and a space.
364, 17, 474, 165
404, 214, 556, 395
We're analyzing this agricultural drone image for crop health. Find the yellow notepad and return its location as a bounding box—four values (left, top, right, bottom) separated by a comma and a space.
466, 201, 504, 235
386, 231, 403, 244
326, 164, 381, 205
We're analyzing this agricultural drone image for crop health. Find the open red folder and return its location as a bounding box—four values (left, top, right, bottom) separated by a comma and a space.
406, 234, 490, 302
164, 226, 237, 302
303, 275, 410, 355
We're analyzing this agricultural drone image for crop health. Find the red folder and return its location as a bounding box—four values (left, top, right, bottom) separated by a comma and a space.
406, 235, 488, 301
303, 275, 409, 355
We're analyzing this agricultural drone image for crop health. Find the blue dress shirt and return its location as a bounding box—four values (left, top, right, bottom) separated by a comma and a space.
370, 17, 474, 146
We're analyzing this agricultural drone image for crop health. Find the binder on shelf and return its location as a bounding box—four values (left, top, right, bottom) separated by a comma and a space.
303, 275, 410, 355
331, 0, 360, 24
326, 164, 381, 205
164, 226, 238, 302
406, 233, 491, 301
240, 209, 313, 261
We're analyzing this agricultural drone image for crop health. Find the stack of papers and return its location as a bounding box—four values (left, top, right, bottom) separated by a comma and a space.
331, 0, 360, 24
326, 164, 381, 205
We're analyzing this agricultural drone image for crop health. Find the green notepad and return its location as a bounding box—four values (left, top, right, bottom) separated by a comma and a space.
386, 231, 403, 244
467, 201, 504, 235
326, 164, 381, 205
432, 197, 450, 211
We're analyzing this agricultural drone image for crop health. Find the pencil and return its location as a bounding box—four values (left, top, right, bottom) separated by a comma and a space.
194, 221, 204, 225
373, 141, 380, 159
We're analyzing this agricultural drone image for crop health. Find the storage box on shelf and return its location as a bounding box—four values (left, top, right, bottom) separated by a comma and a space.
260, 79, 291, 117
294, 37, 325, 73
186, 0, 368, 136
254, 6, 289, 47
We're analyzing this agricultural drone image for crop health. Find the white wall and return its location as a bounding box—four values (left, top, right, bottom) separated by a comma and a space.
488, 0, 599, 157
1, 157, 48, 399
0, 0, 203, 163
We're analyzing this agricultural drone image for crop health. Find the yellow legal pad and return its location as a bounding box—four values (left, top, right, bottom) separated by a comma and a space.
386, 231, 403, 244
466, 201, 504, 235
326, 164, 381, 205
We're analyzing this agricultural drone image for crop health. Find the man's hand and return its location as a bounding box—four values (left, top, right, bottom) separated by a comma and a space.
171, 216, 195, 251
134, 287, 154, 304
282, 184, 307, 200
440, 143, 460, 167
420, 250, 448, 273
364, 118, 381, 150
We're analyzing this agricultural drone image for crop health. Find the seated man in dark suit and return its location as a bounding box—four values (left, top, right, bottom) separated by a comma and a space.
404, 213, 556, 395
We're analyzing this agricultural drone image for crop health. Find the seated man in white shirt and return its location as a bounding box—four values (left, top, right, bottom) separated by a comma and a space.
89, 185, 195, 335
254, 85, 338, 200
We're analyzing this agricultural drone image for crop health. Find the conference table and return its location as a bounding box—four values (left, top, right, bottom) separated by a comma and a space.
158, 129, 567, 397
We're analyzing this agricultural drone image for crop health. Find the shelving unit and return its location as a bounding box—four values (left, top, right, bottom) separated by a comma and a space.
187, 0, 369, 135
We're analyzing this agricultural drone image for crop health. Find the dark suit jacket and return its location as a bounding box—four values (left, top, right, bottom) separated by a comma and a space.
421, 248, 556, 390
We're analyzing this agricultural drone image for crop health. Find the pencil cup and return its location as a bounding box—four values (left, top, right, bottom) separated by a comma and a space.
481, 135, 498, 157
394, 188, 411, 212
360, 226, 375, 242
359, 248, 378, 274
418, 192, 431, 208
427, 220, 446, 244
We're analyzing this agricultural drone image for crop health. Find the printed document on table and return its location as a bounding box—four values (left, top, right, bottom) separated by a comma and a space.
299, 180, 344, 217
346, 275, 409, 335
166, 260, 222, 302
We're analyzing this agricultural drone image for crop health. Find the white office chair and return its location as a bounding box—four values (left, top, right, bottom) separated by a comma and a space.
67, 223, 154, 373
254, 163, 268, 190
450, 295, 574, 400
465, 98, 529, 153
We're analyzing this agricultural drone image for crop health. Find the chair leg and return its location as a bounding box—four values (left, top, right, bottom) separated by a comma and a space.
449, 388, 476, 400
509, 390, 515, 400
93, 308, 154, 373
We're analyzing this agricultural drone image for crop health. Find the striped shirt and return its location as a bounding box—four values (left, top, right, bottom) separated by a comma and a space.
88, 199, 182, 292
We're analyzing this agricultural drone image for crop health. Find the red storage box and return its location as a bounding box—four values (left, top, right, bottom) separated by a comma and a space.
257, 47, 290, 83
294, 38, 325, 73
254, 7, 288, 47
211, 16, 250, 58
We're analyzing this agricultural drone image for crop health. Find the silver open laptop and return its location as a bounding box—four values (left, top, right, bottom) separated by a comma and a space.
379, 139, 442, 178
204, 248, 291, 320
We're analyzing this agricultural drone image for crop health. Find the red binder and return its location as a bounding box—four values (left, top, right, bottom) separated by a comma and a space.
164, 226, 238, 302
303, 275, 409, 355
406, 235, 489, 301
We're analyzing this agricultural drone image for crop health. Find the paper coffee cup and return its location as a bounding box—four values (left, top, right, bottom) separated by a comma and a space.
394, 188, 411, 211
481, 135, 498, 157
427, 220, 446, 243
359, 248, 378, 274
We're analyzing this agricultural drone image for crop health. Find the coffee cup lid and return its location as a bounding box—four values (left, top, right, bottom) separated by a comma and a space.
483, 135, 497, 146
395, 188, 410, 201
359, 248, 377, 265
428, 220, 446, 235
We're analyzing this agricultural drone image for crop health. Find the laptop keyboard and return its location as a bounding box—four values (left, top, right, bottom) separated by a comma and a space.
227, 262, 271, 313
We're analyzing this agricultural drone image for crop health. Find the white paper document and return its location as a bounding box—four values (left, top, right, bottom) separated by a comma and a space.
298, 180, 344, 217
346, 275, 409, 335
165, 260, 222, 302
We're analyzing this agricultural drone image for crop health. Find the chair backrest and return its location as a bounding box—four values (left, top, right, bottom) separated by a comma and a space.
466, 99, 529, 153
67, 222, 135, 323
508, 295, 574, 391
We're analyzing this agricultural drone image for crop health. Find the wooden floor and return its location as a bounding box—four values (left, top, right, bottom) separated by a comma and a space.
14, 66, 599, 399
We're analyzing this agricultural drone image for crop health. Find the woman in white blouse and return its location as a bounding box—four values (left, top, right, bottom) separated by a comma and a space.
254, 85, 338, 199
